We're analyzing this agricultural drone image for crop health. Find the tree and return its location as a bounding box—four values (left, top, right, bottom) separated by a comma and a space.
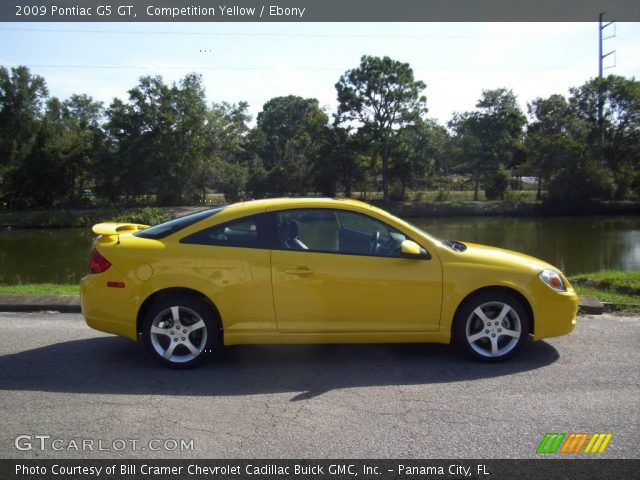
391, 118, 448, 199
569, 75, 640, 199
201, 102, 252, 202
6, 97, 100, 208
525, 94, 580, 199
0, 66, 48, 200
336, 55, 427, 202
102, 74, 209, 205
449, 88, 526, 200
255, 95, 328, 195
323, 125, 360, 198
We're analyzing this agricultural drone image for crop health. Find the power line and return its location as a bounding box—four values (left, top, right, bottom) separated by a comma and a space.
3, 63, 592, 72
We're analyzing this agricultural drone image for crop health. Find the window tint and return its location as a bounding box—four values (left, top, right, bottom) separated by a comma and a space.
135, 208, 224, 240
275, 209, 407, 257
275, 210, 339, 252
181, 214, 267, 248
335, 210, 407, 256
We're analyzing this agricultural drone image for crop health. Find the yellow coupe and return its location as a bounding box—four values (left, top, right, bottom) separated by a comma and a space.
81, 198, 578, 368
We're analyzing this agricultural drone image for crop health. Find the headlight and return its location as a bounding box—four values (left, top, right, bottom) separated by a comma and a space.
538, 269, 566, 292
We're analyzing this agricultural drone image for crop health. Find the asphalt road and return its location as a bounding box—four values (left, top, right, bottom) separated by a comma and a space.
0, 312, 638, 459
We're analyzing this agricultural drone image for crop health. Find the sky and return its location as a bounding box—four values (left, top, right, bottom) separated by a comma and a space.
1, 22, 639, 125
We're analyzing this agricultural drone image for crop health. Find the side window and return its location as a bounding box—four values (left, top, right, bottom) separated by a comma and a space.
275, 209, 339, 252
335, 211, 407, 257
180, 214, 267, 248
275, 209, 408, 258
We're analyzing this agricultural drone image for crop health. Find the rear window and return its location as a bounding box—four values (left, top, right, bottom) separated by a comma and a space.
134, 208, 224, 240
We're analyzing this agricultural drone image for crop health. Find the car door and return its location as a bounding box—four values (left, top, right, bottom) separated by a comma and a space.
270, 208, 442, 333
179, 213, 276, 334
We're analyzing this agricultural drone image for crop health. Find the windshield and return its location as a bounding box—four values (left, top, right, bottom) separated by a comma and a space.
134, 208, 224, 240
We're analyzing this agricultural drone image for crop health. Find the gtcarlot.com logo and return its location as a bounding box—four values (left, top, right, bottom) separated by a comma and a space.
14, 435, 194, 452
537, 432, 613, 454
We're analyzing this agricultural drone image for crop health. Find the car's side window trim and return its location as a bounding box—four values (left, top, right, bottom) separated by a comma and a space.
268, 208, 431, 260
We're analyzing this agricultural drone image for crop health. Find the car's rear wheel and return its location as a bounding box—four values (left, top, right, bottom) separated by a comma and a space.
453, 292, 530, 362
142, 295, 218, 368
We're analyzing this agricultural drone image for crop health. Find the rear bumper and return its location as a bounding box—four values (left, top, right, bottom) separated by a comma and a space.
80, 274, 138, 341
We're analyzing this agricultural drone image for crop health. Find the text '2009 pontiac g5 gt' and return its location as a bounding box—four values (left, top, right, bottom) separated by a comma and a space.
81, 198, 578, 368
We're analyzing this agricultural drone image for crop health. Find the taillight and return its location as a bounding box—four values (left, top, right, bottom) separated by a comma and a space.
89, 248, 111, 274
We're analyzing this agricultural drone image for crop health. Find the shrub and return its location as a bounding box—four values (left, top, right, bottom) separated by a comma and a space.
113, 207, 171, 226
547, 167, 615, 209
484, 166, 510, 200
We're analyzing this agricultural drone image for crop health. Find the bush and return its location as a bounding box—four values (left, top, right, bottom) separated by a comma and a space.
112, 207, 171, 226
547, 167, 615, 209
389, 181, 406, 201
502, 190, 526, 204
434, 189, 450, 202
484, 166, 510, 200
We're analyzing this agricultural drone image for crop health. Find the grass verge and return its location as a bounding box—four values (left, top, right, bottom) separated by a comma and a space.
0, 283, 79, 296
570, 270, 640, 314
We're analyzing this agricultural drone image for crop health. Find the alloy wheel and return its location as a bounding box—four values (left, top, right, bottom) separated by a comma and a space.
464, 301, 522, 358
149, 306, 208, 364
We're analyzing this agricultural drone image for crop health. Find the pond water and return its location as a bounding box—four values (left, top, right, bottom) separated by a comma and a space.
0, 215, 638, 284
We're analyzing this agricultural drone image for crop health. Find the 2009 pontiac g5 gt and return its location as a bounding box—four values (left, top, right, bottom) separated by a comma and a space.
81, 198, 578, 368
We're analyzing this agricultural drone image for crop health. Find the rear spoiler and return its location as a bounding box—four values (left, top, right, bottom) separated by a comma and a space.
92, 222, 150, 239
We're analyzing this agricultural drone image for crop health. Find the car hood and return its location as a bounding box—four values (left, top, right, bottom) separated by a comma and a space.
453, 241, 558, 273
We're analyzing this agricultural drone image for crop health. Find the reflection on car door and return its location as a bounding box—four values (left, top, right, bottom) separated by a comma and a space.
269, 208, 443, 333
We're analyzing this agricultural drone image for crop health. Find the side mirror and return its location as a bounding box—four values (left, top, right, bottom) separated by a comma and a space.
400, 240, 429, 259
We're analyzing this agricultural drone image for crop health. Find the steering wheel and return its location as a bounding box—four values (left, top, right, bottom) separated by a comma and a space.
369, 231, 380, 253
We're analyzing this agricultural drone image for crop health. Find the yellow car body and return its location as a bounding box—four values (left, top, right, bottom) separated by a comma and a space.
81, 198, 578, 366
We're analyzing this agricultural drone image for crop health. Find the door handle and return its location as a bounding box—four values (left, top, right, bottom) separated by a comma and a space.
285, 267, 313, 275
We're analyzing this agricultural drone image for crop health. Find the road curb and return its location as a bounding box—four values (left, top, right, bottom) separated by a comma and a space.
0, 295, 81, 313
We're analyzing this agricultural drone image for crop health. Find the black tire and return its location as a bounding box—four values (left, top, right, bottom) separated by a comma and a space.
141, 294, 219, 369
452, 291, 530, 363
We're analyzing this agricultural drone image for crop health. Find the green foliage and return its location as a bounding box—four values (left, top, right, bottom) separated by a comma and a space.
100, 74, 209, 206
449, 88, 526, 200
569, 75, 640, 200
336, 55, 427, 202
111, 207, 171, 226
502, 189, 528, 204
547, 166, 615, 209
254, 95, 329, 195
434, 189, 450, 202
0, 66, 48, 176
210, 159, 248, 203
0, 65, 638, 211
484, 165, 511, 200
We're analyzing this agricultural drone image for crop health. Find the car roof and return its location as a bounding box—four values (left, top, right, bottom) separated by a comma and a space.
223, 197, 374, 213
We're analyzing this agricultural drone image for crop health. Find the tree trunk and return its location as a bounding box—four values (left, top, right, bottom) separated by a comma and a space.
536, 175, 542, 201
381, 150, 390, 203
344, 173, 351, 198
474, 177, 480, 201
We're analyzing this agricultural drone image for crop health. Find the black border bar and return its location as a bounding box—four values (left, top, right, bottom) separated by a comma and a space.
2, 1, 640, 22
3, 459, 640, 480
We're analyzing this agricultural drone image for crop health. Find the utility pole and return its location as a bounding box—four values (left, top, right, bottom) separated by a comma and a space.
599, 12, 616, 78
598, 13, 615, 167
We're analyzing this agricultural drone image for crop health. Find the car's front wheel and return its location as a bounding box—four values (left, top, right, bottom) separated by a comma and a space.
453, 292, 530, 362
142, 295, 218, 368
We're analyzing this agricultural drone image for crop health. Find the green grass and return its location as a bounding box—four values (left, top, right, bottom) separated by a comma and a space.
570, 270, 640, 295
0, 283, 79, 295
570, 270, 640, 314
